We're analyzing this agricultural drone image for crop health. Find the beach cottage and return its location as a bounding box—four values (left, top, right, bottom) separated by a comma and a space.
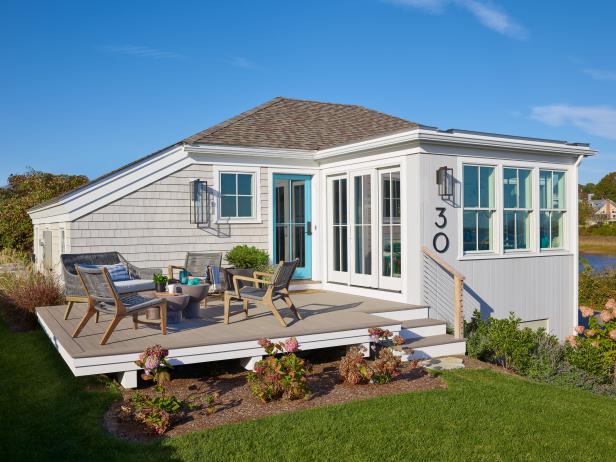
29, 97, 594, 341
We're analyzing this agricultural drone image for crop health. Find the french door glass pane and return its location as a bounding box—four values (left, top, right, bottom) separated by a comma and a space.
381, 172, 401, 278
463, 165, 478, 208
332, 178, 348, 272
463, 211, 477, 252
354, 175, 372, 275
275, 179, 306, 266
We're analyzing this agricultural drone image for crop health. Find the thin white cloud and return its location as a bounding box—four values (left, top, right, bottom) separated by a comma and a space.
531, 104, 616, 140
386, 0, 528, 39
103, 45, 183, 60
228, 56, 259, 70
582, 68, 616, 81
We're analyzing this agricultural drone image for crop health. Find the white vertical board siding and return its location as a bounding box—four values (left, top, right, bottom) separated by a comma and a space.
70, 164, 269, 270
419, 151, 576, 339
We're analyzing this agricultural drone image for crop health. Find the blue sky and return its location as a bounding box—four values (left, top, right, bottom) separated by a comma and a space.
1, 0, 614, 185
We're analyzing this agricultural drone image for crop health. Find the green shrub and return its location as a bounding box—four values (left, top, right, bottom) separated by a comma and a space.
225, 245, 269, 271
579, 265, 616, 311
564, 340, 613, 383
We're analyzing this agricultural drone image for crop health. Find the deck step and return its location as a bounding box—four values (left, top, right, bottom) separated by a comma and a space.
396, 334, 466, 361
367, 305, 430, 321
399, 318, 447, 339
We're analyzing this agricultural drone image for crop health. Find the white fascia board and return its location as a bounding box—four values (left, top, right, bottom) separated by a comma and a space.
315, 128, 595, 161
30, 145, 190, 224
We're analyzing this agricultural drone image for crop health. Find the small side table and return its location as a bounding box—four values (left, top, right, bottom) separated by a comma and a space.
177, 283, 210, 319
146, 293, 190, 324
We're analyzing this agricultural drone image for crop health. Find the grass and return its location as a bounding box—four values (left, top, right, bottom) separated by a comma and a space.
580, 235, 616, 255
2, 318, 616, 461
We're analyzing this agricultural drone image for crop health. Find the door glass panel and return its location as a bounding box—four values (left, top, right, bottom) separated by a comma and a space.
275, 179, 307, 267
332, 178, 348, 272
354, 175, 372, 275
381, 171, 401, 278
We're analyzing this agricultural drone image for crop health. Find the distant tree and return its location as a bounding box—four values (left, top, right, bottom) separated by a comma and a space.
581, 182, 596, 194
0, 170, 88, 252
579, 200, 595, 225
593, 172, 616, 202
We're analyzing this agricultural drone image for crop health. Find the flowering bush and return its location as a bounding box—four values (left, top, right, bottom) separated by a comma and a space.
339, 345, 372, 385
371, 348, 402, 384
134, 345, 173, 384
248, 337, 311, 402
567, 299, 616, 382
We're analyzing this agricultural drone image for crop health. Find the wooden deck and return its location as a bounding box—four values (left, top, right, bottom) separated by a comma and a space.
36, 290, 427, 386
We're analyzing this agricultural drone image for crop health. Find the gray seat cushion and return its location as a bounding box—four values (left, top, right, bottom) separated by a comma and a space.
238, 286, 282, 301
113, 279, 155, 294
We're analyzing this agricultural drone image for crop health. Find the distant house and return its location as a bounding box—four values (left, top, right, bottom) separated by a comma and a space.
590, 198, 616, 223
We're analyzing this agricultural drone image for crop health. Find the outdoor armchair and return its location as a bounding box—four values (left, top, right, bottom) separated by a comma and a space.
72, 265, 167, 345
61, 252, 158, 320
167, 251, 223, 291
223, 259, 301, 327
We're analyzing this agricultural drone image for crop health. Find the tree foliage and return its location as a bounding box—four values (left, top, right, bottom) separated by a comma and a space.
582, 172, 616, 202
0, 170, 88, 252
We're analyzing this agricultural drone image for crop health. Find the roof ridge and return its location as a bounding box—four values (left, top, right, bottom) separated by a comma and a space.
183, 97, 285, 144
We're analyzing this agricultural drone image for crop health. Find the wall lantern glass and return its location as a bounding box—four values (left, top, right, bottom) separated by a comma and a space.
189, 179, 209, 224
436, 166, 453, 198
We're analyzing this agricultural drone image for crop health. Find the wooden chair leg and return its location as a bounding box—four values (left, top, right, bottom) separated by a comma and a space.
72, 303, 96, 338
64, 300, 75, 320
100, 315, 123, 345
266, 300, 287, 327
283, 295, 302, 320
223, 293, 231, 324
133, 313, 139, 330
95, 311, 100, 323
160, 302, 167, 336
243, 299, 249, 318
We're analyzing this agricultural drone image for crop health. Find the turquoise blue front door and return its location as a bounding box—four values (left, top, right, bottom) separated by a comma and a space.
273, 174, 312, 279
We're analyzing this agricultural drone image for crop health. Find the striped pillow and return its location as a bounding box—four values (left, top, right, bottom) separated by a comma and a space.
103, 263, 130, 281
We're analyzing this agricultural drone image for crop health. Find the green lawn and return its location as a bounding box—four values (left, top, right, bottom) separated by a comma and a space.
2, 318, 615, 462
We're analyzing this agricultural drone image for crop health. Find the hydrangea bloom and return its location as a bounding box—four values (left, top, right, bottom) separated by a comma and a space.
606, 299, 616, 311
600, 310, 613, 323
610, 329, 616, 341
574, 325, 585, 335
257, 338, 273, 349
586, 329, 597, 337
283, 337, 299, 353
579, 306, 594, 318
565, 335, 577, 347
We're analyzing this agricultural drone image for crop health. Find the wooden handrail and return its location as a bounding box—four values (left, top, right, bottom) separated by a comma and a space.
421, 246, 465, 339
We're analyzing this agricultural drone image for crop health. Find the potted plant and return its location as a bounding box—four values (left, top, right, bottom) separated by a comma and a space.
224, 245, 270, 291
153, 273, 168, 293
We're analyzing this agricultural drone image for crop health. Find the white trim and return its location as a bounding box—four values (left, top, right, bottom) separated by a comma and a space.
187, 143, 315, 161
211, 165, 262, 224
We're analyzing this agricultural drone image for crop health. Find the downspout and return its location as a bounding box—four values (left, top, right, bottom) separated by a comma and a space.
572, 153, 584, 337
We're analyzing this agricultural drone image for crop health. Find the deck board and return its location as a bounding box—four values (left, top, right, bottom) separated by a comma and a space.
36, 291, 422, 359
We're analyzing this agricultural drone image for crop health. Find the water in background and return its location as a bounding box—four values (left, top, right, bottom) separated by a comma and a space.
580, 253, 616, 272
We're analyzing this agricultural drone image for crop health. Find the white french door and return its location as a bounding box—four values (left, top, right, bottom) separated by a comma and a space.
327, 175, 349, 284
350, 171, 378, 287
327, 167, 402, 291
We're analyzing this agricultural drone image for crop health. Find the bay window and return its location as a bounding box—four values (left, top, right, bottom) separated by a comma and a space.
503, 168, 532, 250
539, 170, 566, 249
463, 165, 495, 252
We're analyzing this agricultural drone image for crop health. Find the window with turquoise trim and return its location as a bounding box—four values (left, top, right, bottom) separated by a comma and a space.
503, 168, 532, 250
463, 165, 495, 252
539, 170, 565, 249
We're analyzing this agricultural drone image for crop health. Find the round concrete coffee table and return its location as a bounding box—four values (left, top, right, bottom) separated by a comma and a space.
146, 293, 190, 324
177, 283, 210, 319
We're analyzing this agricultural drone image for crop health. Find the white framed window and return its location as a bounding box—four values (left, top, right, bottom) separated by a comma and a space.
503, 167, 532, 251
462, 164, 495, 253
212, 166, 261, 224
539, 170, 566, 249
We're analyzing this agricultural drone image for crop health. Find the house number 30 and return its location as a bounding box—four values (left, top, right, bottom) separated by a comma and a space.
433, 207, 450, 253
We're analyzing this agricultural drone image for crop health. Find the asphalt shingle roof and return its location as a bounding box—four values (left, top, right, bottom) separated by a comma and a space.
183, 97, 418, 150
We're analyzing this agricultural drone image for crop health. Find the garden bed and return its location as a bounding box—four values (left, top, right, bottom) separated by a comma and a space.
104, 358, 446, 442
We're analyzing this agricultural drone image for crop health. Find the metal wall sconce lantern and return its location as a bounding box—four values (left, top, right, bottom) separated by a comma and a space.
189, 179, 209, 224
436, 166, 454, 198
